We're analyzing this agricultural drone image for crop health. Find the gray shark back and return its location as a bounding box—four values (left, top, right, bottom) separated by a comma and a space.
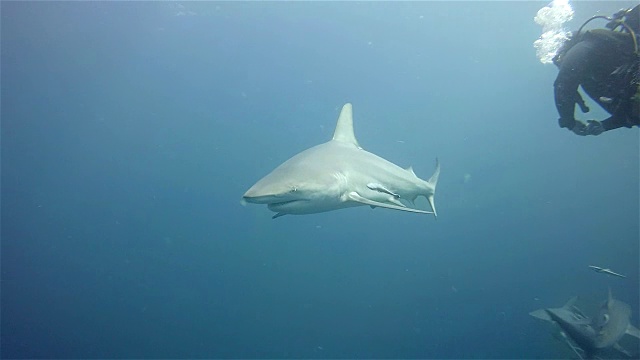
530, 298, 598, 355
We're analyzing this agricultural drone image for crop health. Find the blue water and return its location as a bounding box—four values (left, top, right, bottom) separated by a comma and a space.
2, 1, 638, 359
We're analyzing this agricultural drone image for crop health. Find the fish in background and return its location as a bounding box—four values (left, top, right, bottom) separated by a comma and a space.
588, 265, 626, 279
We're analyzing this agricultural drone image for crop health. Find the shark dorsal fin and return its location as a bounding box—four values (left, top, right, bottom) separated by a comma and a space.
332, 103, 360, 148
563, 296, 578, 309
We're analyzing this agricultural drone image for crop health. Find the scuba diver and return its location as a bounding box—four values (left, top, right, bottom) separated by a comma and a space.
553, 5, 639, 136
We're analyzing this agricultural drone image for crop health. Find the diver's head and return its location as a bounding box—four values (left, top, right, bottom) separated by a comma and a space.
606, 5, 639, 33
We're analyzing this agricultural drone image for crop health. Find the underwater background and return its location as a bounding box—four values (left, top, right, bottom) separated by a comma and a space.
2, 1, 638, 359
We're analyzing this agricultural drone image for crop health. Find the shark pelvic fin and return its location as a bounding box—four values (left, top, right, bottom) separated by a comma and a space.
426, 158, 440, 217
332, 103, 361, 148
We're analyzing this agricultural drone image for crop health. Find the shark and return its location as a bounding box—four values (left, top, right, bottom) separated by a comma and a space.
592, 290, 640, 352
242, 103, 440, 219
530, 297, 597, 358
530, 291, 640, 359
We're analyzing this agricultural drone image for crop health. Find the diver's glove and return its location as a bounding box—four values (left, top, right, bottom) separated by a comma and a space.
571, 120, 604, 136
585, 120, 604, 135
571, 121, 588, 136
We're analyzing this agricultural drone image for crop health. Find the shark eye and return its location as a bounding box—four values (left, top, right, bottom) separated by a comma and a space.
601, 314, 609, 324
290, 187, 297, 193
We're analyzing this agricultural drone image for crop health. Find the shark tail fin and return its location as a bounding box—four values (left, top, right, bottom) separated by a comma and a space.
426, 158, 440, 218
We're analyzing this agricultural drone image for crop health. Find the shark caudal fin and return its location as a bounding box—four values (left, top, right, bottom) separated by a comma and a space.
426, 158, 440, 218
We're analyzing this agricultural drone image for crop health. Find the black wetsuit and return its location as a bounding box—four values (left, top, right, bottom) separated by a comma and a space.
554, 29, 639, 131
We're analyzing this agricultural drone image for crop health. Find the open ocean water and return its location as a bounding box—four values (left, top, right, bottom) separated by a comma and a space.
1, 1, 638, 359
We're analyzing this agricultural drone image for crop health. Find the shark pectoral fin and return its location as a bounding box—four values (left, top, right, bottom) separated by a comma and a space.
272, 212, 287, 219
347, 192, 434, 215
529, 309, 552, 322
626, 324, 640, 339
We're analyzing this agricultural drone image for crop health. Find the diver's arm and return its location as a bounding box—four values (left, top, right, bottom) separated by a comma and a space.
554, 42, 594, 129
601, 114, 630, 131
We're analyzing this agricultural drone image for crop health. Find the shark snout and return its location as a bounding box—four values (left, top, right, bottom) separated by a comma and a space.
242, 191, 273, 204
242, 187, 291, 205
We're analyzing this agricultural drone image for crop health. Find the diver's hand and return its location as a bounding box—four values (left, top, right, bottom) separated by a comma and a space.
571, 121, 588, 136
585, 120, 604, 135
571, 120, 604, 136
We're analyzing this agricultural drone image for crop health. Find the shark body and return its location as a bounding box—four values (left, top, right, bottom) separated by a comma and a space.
593, 290, 640, 351
530, 291, 640, 359
530, 297, 597, 357
243, 103, 439, 219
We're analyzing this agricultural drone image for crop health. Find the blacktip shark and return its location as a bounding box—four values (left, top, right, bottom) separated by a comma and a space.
530, 291, 640, 359
242, 103, 440, 219
589, 265, 627, 279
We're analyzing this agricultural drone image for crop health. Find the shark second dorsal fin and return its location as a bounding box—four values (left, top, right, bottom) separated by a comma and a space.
332, 103, 361, 148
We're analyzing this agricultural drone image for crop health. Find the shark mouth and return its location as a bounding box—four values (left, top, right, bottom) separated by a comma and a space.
268, 199, 308, 212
